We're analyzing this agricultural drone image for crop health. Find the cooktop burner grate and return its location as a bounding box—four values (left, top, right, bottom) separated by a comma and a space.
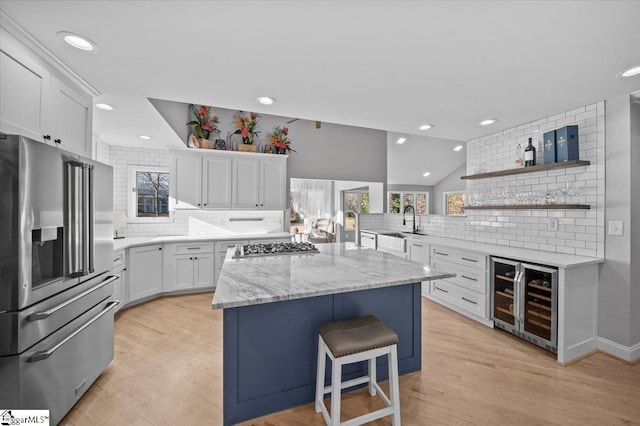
232, 242, 320, 258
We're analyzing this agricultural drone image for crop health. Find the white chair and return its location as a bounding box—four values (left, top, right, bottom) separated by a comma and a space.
315, 314, 401, 426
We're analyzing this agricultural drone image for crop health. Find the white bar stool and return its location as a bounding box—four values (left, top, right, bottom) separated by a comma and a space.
315, 314, 401, 426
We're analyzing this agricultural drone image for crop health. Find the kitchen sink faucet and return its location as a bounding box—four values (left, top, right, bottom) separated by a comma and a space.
403, 204, 417, 233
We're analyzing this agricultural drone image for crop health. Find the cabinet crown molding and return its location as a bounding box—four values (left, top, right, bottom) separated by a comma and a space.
0, 10, 101, 98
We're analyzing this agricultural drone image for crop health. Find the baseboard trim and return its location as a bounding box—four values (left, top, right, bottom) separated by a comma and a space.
597, 337, 640, 364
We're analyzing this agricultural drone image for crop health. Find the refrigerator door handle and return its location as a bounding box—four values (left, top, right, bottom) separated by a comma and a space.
81, 163, 90, 276
87, 164, 95, 274
67, 162, 83, 277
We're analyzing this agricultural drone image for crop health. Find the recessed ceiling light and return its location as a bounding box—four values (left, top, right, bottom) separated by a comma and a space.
57, 31, 99, 52
139, 135, 152, 140
479, 119, 497, 126
257, 96, 276, 105
95, 103, 114, 111
454, 145, 463, 151
419, 124, 433, 130
621, 65, 640, 77
396, 137, 406, 144
423, 172, 431, 177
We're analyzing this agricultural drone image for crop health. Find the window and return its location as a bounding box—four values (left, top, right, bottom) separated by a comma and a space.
387, 191, 428, 215
128, 166, 170, 222
344, 190, 369, 230
444, 191, 466, 216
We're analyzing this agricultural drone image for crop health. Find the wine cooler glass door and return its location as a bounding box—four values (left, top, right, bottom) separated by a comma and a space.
521, 263, 558, 348
491, 258, 519, 327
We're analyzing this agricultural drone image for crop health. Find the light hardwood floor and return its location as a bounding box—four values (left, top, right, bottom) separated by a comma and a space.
61, 292, 640, 425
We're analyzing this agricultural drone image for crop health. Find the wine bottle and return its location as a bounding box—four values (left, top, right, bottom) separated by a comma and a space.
524, 137, 536, 167
515, 143, 523, 168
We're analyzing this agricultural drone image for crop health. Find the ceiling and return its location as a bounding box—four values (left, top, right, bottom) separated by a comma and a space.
1, 1, 639, 151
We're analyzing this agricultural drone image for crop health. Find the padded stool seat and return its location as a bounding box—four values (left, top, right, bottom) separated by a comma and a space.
315, 315, 401, 425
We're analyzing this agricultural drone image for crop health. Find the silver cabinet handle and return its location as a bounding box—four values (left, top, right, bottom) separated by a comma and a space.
462, 297, 477, 305
186, 247, 200, 250
412, 244, 423, 247
28, 300, 119, 362
29, 275, 118, 321
435, 286, 448, 293
462, 257, 478, 263
435, 251, 448, 256
461, 275, 478, 282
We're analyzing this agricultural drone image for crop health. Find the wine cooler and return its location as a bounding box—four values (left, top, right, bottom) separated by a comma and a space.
491, 257, 558, 353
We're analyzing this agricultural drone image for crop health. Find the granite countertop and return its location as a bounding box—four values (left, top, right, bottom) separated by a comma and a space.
113, 232, 292, 251
361, 229, 603, 268
211, 242, 453, 309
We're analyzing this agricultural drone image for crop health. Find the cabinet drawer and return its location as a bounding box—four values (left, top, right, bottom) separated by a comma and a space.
431, 245, 486, 270
112, 250, 125, 269
430, 257, 486, 294
172, 242, 214, 255
360, 232, 377, 249
430, 280, 487, 319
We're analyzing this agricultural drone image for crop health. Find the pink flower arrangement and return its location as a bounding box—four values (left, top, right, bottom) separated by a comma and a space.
187, 105, 220, 139
233, 111, 260, 144
267, 125, 295, 153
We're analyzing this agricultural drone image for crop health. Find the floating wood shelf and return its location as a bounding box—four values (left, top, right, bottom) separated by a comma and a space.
461, 160, 590, 180
464, 204, 590, 210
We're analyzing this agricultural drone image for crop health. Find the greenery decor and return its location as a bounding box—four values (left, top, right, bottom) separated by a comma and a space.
233, 111, 260, 144
267, 125, 295, 153
187, 105, 220, 139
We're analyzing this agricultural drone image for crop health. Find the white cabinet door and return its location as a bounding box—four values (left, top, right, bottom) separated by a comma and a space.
128, 244, 163, 302
203, 157, 232, 209
232, 158, 260, 208
194, 253, 214, 289
260, 158, 286, 209
172, 154, 202, 209
408, 241, 429, 264
0, 45, 52, 141
171, 254, 196, 291
51, 78, 92, 157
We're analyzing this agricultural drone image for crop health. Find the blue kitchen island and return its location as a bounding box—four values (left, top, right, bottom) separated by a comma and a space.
212, 243, 453, 425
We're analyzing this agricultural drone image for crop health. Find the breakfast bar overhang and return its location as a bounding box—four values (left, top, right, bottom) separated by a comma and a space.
212, 243, 453, 425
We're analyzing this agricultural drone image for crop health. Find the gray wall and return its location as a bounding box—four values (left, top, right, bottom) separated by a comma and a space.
149, 99, 387, 198
387, 184, 435, 214
600, 95, 632, 346
631, 100, 640, 344
433, 162, 467, 215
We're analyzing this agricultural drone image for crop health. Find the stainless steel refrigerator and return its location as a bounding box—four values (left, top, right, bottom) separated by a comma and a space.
0, 134, 118, 424
491, 257, 558, 353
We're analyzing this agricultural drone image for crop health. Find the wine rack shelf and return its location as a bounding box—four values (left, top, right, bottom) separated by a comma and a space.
465, 204, 590, 210
461, 160, 591, 180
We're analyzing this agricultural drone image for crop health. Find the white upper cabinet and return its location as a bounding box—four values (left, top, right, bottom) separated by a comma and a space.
51, 78, 92, 158
260, 158, 287, 209
232, 158, 261, 208
0, 27, 93, 157
172, 153, 203, 209
0, 43, 52, 141
203, 156, 232, 209
172, 149, 287, 211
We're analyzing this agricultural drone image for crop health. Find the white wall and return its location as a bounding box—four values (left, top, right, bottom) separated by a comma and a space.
631, 99, 640, 346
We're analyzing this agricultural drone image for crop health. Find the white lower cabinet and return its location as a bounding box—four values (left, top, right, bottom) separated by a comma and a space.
428, 244, 491, 326
214, 240, 249, 287
407, 239, 430, 296
111, 250, 127, 312
128, 244, 163, 303
163, 243, 214, 291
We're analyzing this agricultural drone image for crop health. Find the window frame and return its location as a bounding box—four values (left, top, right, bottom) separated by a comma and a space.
344, 189, 369, 230
387, 191, 429, 215
443, 191, 466, 217
127, 166, 173, 223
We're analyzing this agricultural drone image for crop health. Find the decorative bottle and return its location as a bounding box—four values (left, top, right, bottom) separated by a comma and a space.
515, 143, 523, 168
524, 138, 536, 167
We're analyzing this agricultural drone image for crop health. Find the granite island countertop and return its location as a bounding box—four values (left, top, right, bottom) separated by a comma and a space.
211, 242, 454, 309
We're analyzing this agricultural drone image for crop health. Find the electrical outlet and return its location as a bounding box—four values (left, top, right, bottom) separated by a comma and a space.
548, 218, 559, 231
608, 221, 624, 236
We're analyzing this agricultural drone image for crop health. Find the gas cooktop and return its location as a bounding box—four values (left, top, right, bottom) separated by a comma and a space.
232, 242, 320, 258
